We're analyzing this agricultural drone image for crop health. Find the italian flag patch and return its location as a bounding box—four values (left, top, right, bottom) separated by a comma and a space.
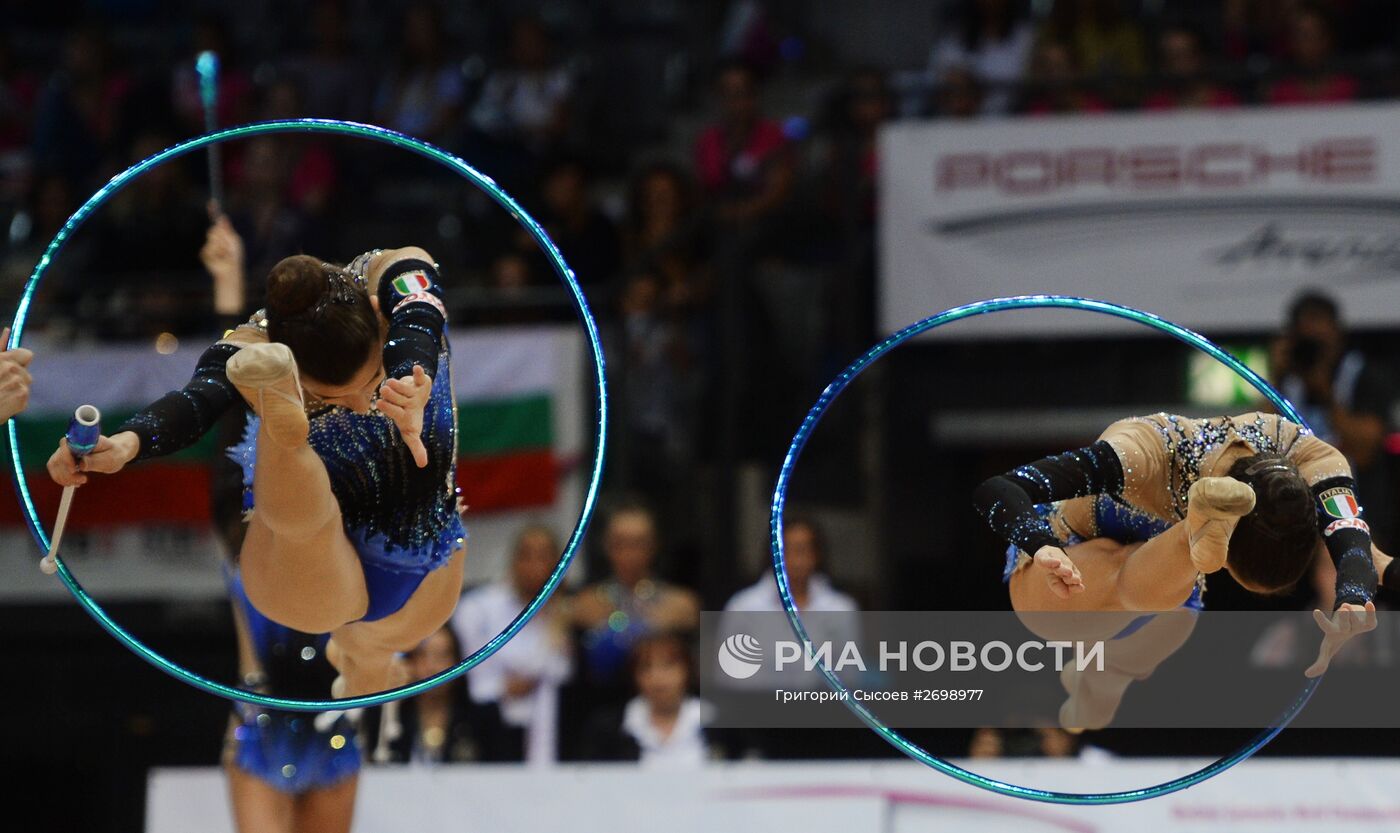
1321, 490, 1360, 519
391, 270, 431, 297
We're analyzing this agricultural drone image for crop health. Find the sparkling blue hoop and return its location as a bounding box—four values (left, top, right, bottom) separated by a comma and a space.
770, 295, 1316, 804
7, 119, 608, 712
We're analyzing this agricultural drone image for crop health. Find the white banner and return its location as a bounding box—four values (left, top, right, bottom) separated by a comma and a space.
150, 758, 1400, 833
880, 103, 1400, 338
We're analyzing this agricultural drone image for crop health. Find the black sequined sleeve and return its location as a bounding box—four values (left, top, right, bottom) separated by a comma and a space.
377, 258, 446, 381
1312, 476, 1377, 607
972, 441, 1126, 556
116, 341, 245, 461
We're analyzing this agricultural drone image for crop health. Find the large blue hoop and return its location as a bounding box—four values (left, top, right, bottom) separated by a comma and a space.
770, 295, 1316, 804
7, 119, 607, 712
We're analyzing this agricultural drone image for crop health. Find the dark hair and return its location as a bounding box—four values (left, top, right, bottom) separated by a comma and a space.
1287, 290, 1340, 329
783, 512, 828, 568
629, 631, 693, 690
1225, 454, 1317, 593
265, 254, 380, 386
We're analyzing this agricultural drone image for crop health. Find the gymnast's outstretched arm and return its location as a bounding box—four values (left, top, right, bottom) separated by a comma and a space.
972, 441, 1126, 559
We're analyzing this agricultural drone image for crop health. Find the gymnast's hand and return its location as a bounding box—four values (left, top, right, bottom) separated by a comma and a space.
1034, 545, 1085, 600
377, 365, 431, 468
0, 328, 34, 422
1305, 601, 1377, 678
46, 431, 140, 487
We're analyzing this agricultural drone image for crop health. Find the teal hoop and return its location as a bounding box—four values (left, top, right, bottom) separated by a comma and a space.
7, 119, 608, 712
770, 295, 1317, 804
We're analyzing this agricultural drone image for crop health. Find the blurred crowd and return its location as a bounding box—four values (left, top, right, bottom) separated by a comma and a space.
922, 0, 1399, 117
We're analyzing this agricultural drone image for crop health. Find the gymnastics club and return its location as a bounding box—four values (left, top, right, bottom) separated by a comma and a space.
196, 50, 224, 213
39, 405, 101, 575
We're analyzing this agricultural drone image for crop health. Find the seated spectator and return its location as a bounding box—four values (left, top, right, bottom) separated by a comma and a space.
693, 61, 793, 230
624, 162, 710, 307
1144, 24, 1242, 110
929, 0, 1035, 114
284, 0, 365, 120
470, 15, 573, 156
454, 524, 573, 763
1222, 0, 1296, 65
0, 38, 39, 170
1020, 39, 1109, 115
361, 624, 505, 764
535, 157, 620, 289
573, 503, 700, 702
724, 514, 857, 613
170, 15, 252, 136
582, 633, 713, 767
935, 65, 985, 118
1266, 4, 1358, 105
816, 67, 890, 228
373, 3, 466, 144
254, 78, 337, 218
31, 25, 133, 186
1042, 0, 1147, 80
613, 271, 703, 495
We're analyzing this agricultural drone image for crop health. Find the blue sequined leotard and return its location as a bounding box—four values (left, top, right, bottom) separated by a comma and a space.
225, 569, 361, 793
228, 337, 465, 621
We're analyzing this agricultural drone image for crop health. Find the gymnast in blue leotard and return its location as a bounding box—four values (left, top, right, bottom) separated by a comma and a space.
972, 412, 1389, 728
48, 246, 467, 698
223, 567, 361, 832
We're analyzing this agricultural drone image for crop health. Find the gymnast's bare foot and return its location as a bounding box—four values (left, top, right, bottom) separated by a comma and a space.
1186, 476, 1256, 574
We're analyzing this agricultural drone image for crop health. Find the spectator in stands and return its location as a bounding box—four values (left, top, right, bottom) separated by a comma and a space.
1144, 24, 1242, 110
223, 135, 320, 302
613, 270, 703, 496
171, 15, 252, 136
0, 38, 39, 171
455, 524, 573, 763
1020, 39, 1109, 115
1273, 291, 1394, 547
929, 0, 1035, 114
31, 25, 132, 186
285, 0, 365, 120
535, 157, 620, 289
694, 60, 793, 230
624, 162, 710, 300
1266, 4, 1359, 105
816, 68, 890, 228
573, 503, 699, 703
88, 129, 206, 337
935, 65, 985, 118
582, 633, 713, 766
1042, 0, 1147, 81
724, 514, 857, 613
1222, 0, 1297, 64
256, 78, 337, 218
373, 3, 466, 145
470, 16, 574, 156
361, 624, 504, 764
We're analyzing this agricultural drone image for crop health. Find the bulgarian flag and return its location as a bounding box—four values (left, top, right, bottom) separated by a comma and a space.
0, 327, 579, 531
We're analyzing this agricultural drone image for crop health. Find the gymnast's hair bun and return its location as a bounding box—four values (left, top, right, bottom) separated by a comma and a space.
266, 255, 329, 320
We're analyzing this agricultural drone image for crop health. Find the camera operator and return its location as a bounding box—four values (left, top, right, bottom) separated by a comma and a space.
1273, 290, 1395, 547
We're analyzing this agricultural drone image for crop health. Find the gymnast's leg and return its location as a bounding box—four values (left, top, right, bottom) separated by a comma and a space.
292, 778, 359, 833
325, 546, 467, 697
230, 342, 368, 633
1012, 476, 1256, 617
